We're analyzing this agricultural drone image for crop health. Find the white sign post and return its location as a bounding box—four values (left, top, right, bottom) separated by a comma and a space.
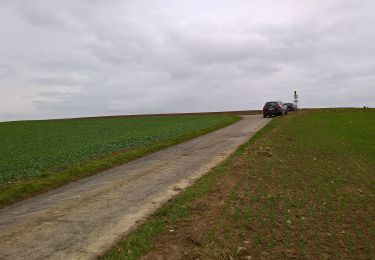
294, 91, 299, 108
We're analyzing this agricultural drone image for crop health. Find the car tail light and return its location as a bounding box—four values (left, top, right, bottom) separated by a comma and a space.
278, 105, 282, 108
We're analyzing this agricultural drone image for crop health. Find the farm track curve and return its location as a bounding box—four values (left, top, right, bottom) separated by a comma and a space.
0, 115, 270, 260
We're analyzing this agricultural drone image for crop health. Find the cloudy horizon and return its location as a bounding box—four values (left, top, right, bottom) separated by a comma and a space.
0, 0, 374, 122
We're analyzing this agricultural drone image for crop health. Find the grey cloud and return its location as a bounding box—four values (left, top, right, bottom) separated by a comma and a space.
0, 0, 375, 121
0, 64, 15, 78
30, 77, 86, 86
1, 1, 70, 27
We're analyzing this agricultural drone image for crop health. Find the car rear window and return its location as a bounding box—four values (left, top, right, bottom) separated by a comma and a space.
265, 102, 278, 106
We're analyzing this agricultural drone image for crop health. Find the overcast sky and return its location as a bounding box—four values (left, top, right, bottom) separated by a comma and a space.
0, 0, 374, 121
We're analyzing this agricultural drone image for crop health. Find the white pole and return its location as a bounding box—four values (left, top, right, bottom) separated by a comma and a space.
294, 91, 299, 108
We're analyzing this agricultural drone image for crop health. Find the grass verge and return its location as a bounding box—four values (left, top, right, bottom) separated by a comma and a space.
0, 116, 240, 208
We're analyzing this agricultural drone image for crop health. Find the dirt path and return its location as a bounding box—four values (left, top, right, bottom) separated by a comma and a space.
0, 115, 270, 260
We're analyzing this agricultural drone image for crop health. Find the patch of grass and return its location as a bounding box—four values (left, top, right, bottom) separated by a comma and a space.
111, 220, 166, 259
0, 115, 240, 207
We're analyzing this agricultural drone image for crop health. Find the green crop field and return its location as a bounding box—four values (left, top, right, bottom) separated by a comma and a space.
0, 114, 238, 206
103, 108, 375, 259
